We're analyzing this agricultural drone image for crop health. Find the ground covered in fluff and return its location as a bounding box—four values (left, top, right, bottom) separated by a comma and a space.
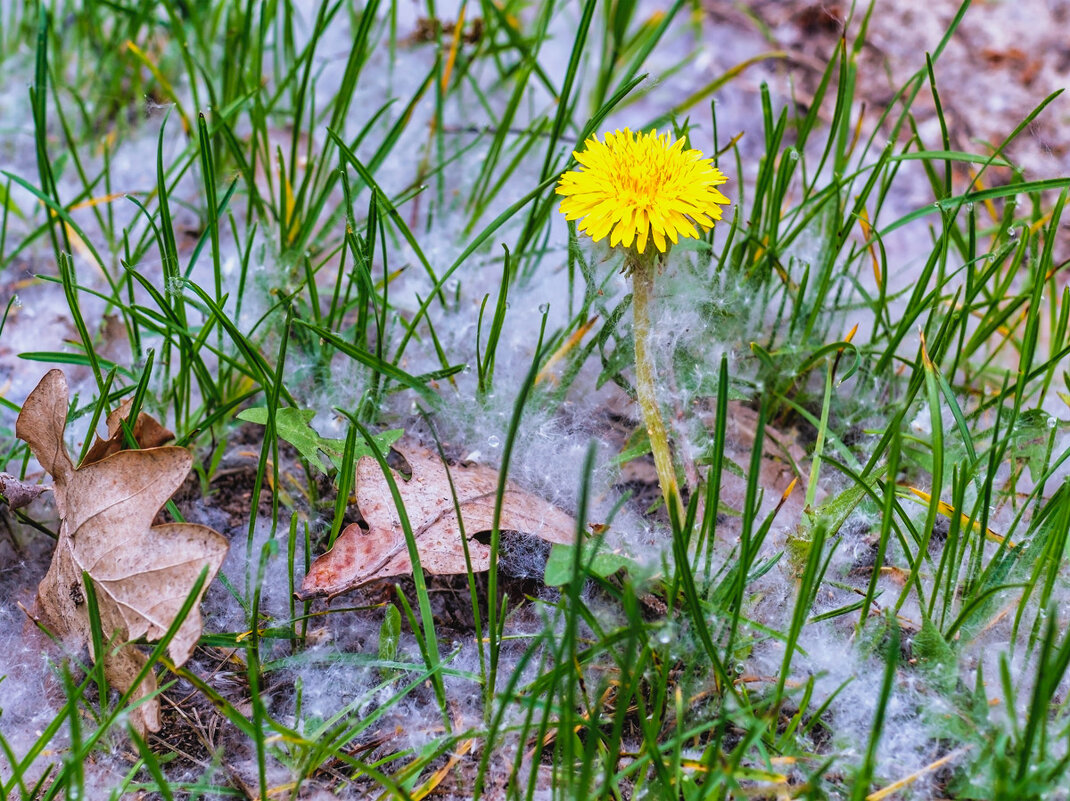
3, 1, 1070, 799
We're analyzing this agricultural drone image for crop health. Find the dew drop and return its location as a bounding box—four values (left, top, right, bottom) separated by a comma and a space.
488, 435, 501, 448
539, 302, 550, 314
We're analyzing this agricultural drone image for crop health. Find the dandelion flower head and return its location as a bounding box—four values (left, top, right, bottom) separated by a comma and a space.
556, 128, 730, 255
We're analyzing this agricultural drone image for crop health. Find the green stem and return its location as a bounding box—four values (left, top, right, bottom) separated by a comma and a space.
629, 254, 685, 521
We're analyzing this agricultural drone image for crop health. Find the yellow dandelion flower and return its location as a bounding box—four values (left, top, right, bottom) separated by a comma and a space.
556, 128, 730, 255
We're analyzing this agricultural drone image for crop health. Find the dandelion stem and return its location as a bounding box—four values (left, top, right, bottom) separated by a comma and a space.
629, 254, 685, 521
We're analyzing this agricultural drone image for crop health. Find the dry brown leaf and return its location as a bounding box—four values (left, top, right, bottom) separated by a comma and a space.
299, 446, 576, 600
0, 472, 47, 509
16, 370, 228, 734
81, 396, 174, 465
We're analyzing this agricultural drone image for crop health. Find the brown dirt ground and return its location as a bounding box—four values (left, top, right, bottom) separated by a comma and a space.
706, 0, 1070, 179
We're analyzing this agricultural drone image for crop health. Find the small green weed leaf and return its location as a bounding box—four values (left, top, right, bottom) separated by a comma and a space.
237, 406, 402, 472
912, 617, 957, 693
0, 181, 24, 219
855, 612, 911, 671
802, 464, 886, 541
238, 407, 323, 466
318, 428, 404, 472
544, 541, 636, 586
302, 715, 326, 737
378, 604, 402, 681
611, 423, 650, 467
1011, 409, 1057, 482
379, 604, 401, 661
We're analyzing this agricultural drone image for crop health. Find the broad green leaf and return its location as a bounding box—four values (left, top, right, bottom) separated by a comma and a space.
237, 406, 402, 472
912, 617, 957, 693
238, 407, 324, 466
378, 604, 402, 681
544, 541, 636, 586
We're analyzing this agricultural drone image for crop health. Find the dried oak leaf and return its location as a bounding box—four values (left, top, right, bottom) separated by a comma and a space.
16, 370, 228, 734
81, 395, 174, 465
299, 446, 576, 600
0, 472, 47, 509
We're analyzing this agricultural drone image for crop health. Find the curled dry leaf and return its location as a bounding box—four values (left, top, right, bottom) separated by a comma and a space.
0, 472, 47, 509
81, 395, 174, 465
16, 370, 228, 734
299, 446, 576, 600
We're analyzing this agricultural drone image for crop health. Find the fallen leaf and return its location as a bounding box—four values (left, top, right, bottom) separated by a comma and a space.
81, 396, 174, 465
16, 370, 228, 734
0, 472, 47, 509
880, 566, 911, 586
299, 446, 576, 599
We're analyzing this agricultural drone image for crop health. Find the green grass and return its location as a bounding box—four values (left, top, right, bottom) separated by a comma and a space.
2, 0, 1070, 799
